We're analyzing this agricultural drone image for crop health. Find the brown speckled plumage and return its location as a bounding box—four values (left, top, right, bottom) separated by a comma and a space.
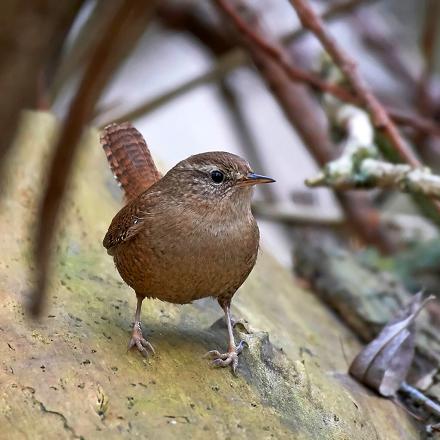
101, 123, 274, 372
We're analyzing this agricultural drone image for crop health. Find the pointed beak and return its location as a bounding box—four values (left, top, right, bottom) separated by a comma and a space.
238, 172, 276, 186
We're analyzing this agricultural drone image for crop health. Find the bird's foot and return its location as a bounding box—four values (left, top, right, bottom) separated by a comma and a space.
205, 340, 246, 374
128, 323, 155, 358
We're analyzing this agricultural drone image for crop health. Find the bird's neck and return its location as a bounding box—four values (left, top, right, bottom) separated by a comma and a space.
197, 188, 255, 232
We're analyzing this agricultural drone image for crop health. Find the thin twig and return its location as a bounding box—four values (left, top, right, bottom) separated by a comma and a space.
282, 0, 379, 46
288, 0, 440, 222
399, 382, 440, 419
100, 0, 440, 136
356, 11, 418, 90
252, 201, 344, 227
387, 108, 440, 137
100, 0, 375, 125
96, 49, 244, 128
255, 202, 437, 243
98, 64, 440, 136
418, 0, 440, 117
215, 0, 358, 104
215, 0, 394, 252
215, 1, 440, 143
289, 0, 420, 167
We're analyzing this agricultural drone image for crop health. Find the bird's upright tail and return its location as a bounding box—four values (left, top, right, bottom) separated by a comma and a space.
100, 122, 162, 201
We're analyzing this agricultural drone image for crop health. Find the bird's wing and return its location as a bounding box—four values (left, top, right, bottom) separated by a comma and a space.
103, 194, 150, 255
100, 122, 162, 201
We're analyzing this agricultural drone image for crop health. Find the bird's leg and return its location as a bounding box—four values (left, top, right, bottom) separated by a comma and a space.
127, 295, 155, 357
206, 300, 245, 374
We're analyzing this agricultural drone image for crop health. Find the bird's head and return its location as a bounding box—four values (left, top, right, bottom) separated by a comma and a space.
164, 151, 274, 209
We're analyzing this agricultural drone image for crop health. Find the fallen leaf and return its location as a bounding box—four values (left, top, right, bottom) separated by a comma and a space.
349, 292, 434, 397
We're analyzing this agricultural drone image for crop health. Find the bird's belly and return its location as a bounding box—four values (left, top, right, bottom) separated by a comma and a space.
113, 222, 258, 304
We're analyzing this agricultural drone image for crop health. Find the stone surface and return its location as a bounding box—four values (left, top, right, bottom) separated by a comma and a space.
0, 112, 421, 439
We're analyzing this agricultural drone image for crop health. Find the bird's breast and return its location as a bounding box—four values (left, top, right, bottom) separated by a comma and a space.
113, 206, 259, 303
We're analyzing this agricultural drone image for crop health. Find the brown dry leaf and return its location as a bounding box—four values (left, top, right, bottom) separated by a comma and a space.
349, 292, 435, 397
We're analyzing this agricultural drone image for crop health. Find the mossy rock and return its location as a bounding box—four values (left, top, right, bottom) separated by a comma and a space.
0, 112, 421, 439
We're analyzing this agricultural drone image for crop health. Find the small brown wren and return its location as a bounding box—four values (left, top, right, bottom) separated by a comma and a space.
101, 122, 274, 373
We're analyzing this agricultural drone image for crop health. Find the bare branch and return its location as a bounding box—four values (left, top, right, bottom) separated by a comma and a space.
215, 0, 395, 252
400, 382, 440, 422
289, 0, 440, 221
309, 158, 440, 199
417, 0, 440, 116
0, 1, 82, 184
252, 200, 343, 227
282, 0, 380, 46
289, 0, 420, 167
215, 0, 357, 103
356, 11, 418, 90
307, 96, 440, 199
96, 49, 243, 128
100, 0, 440, 138
387, 108, 440, 137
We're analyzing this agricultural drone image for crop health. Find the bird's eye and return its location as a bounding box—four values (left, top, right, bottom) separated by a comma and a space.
210, 170, 224, 183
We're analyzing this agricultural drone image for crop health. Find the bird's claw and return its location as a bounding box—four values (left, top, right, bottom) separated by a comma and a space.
208, 351, 239, 373
213, 352, 239, 373
205, 340, 246, 374
128, 326, 155, 357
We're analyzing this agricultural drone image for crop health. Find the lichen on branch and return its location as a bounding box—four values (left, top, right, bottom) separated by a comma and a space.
306, 95, 440, 199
